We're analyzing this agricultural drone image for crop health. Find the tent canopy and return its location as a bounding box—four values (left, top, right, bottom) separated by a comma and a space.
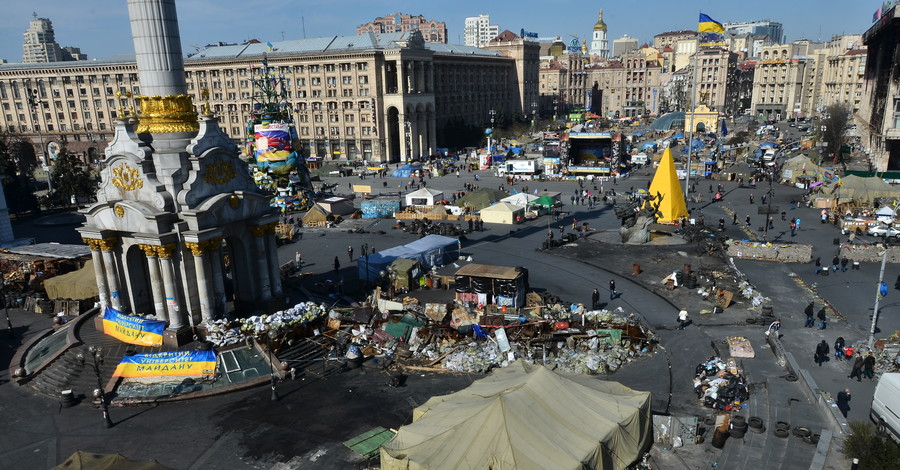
454, 188, 510, 210
391, 164, 416, 178
53, 451, 171, 470
405, 187, 444, 207
358, 234, 458, 281
781, 155, 824, 183
380, 361, 652, 470
500, 193, 539, 206
302, 204, 330, 224
830, 175, 900, 203
480, 202, 525, 224
43, 260, 98, 300
647, 148, 688, 223
530, 195, 559, 208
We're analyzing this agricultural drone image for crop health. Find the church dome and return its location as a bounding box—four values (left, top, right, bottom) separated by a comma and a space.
593, 11, 607, 31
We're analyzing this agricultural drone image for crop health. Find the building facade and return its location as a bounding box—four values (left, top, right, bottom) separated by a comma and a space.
589, 10, 609, 59
653, 30, 697, 51
21, 15, 86, 64
862, 5, 900, 171
539, 53, 587, 118
464, 14, 500, 48
750, 43, 815, 120
0, 30, 526, 164
612, 35, 639, 58
482, 31, 541, 118
357, 13, 447, 44
724, 20, 785, 45
693, 48, 737, 113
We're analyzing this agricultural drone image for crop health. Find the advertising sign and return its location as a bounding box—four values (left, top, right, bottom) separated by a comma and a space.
254, 123, 294, 163
101, 306, 165, 347
113, 350, 217, 378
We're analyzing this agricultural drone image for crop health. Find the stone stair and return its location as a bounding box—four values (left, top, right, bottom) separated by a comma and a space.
27, 346, 116, 403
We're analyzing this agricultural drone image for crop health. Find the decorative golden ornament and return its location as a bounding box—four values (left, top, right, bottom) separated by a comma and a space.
82, 237, 101, 251
248, 222, 277, 237
203, 159, 236, 185
228, 194, 240, 208
155, 243, 177, 259
97, 237, 119, 251
184, 242, 203, 256
138, 243, 158, 257
135, 94, 199, 134
111, 163, 144, 191
113, 205, 125, 218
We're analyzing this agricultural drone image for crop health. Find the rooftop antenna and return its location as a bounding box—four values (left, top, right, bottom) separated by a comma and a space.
302, 17, 307, 39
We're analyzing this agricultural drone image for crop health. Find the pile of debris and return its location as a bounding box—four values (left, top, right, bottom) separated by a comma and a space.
692, 356, 750, 409
204, 301, 329, 347
395, 219, 467, 237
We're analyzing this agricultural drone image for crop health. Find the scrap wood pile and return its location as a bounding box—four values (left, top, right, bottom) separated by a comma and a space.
392, 218, 467, 237
316, 290, 658, 376
693, 356, 750, 410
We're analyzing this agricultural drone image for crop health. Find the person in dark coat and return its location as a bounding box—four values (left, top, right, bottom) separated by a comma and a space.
836, 389, 851, 418
591, 288, 600, 310
840, 257, 849, 272
815, 340, 829, 366
863, 352, 876, 380
834, 337, 845, 361
804, 302, 815, 328
609, 280, 617, 300
333, 256, 341, 272
817, 308, 828, 330
832, 255, 840, 272
849, 352, 864, 382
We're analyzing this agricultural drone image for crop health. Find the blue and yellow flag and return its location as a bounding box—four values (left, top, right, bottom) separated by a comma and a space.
101, 306, 165, 347
698, 13, 725, 47
113, 350, 217, 378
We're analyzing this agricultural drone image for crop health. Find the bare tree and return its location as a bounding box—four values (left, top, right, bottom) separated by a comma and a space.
820, 103, 851, 167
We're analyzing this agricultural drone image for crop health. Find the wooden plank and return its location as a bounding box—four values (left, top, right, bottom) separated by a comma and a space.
426, 345, 458, 366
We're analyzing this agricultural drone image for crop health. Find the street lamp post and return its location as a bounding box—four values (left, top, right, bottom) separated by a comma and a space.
869, 222, 892, 350
487, 109, 496, 155
531, 102, 537, 136
26, 86, 52, 192
264, 328, 280, 401
77, 347, 113, 428
404, 120, 411, 163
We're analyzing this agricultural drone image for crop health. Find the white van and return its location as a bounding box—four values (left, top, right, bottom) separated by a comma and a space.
631, 153, 649, 165
871, 372, 900, 443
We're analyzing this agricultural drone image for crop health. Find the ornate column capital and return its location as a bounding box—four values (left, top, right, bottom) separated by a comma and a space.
156, 243, 177, 259
138, 243, 159, 257
82, 238, 101, 251
96, 237, 120, 251
184, 242, 204, 256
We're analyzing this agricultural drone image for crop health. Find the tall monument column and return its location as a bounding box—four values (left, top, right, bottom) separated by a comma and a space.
127, 0, 187, 96
185, 241, 216, 324
83, 239, 110, 308
139, 244, 169, 321
156, 243, 183, 328
98, 237, 123, 311
250, 224, 273, 302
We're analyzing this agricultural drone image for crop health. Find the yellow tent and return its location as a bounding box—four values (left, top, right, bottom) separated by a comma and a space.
648, 148, 688, 223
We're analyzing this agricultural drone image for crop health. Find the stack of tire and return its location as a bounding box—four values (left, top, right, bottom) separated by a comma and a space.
729, 415, 749, 439
674, 271, 698, 289
773, 421, 790, 438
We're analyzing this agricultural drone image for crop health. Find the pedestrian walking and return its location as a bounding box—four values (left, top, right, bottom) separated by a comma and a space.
347, 245, 354, 262
677, 307, 690, 329
817, 307, 828, 330
863, 352, 876, 379
609, 279, 617, 300
815, 340, 830, 366
333, 256, 341, 272
841, 257, 849, 272
795, 218, 801, 230
836, 389, 851, 418
834, 337, 846, 361
591, 288, 600, 310
790, 221, 797, 237
781, 211, 787, 221
750, 193, 754, 204
732, 213, 738, 225
804, 302, 815, 328
718, 218, 725, 231
831, 255, 840, 272
768, 216, 774, 229
745, 215, 751, 226
849, 352, 864, 381
814, 257, 822, 275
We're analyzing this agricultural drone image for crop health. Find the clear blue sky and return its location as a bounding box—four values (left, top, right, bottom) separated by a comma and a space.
0, 0, 879, 63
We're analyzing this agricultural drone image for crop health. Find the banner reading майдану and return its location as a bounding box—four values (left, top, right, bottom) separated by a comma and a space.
101, 306, 165, 347
113, 350, 217, 378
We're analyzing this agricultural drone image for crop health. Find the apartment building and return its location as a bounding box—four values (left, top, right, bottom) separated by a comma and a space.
0, 31, 526, 164
356, 13, 447, 43
862, 4, 900, 171
464, 14, 500, 48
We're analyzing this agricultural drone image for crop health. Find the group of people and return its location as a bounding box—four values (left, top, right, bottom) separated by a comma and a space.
803, 301, 828, 329
589, 280, 619, 309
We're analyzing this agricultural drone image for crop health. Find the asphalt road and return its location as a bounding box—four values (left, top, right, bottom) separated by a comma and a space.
4, 138, 892, 468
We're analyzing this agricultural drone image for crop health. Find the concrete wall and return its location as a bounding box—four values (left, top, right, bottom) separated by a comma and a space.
839, 243, 900, 263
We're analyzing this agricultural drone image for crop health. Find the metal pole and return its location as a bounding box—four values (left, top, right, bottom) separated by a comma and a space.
266, 333, 279, 401
684, 38, 701, 200
869, 243, 888, 350
88, 348, 113, 428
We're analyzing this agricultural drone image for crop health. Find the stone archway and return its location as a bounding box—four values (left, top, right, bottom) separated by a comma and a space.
221, 236, 253, 311
387, 106, 401, 162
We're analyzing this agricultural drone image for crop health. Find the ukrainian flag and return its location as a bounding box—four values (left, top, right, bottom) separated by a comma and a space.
698, 13, 725, 47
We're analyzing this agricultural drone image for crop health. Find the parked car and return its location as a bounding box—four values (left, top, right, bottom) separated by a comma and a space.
867, 225, 900, 238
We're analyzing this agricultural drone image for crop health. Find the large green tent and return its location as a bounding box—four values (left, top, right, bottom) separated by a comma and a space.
381, 361, 652, 470
454, 188, 510, 210
529, 195, 559, 208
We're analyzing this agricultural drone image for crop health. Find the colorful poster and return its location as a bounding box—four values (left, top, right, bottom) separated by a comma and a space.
101, 306, 165, 347
254, 123, 293, 163
113, 350, 217, 378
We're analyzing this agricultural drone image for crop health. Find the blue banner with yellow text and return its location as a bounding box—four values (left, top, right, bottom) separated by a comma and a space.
113, 350, 217, 378
101, 306, 165, 347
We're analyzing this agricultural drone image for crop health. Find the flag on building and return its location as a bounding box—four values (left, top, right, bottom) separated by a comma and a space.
873, 7, 882, 22
698, 13, 725, 47
266, 41, 275, 50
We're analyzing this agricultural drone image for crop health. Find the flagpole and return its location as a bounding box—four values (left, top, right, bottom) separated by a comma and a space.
684, 35, 700, 200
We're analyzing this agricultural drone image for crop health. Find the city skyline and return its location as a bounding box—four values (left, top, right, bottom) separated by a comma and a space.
0, 0, 878, 63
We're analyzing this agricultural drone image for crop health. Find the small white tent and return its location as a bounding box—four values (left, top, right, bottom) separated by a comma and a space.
500, 193, 539, 206
381, 361, 652, 470
404, 188, 444, 207
479, 202, 525, 224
